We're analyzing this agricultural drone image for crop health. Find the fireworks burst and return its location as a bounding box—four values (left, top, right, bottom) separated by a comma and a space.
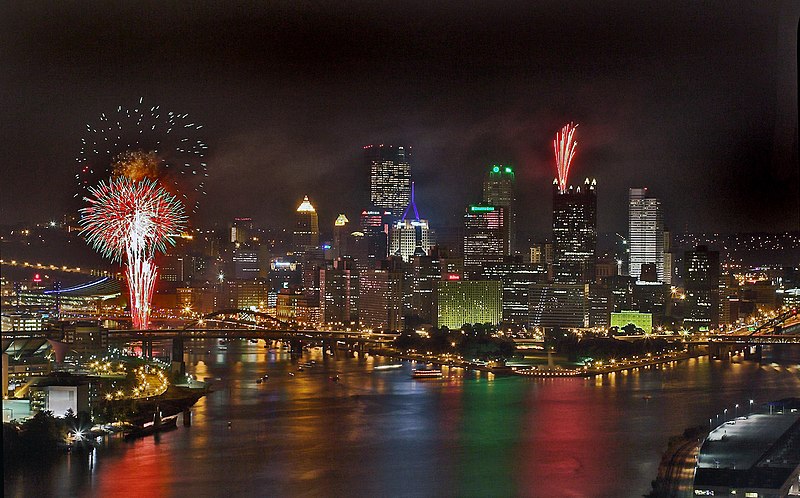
80, 177, 187, 329
553, 122, 578, 193
75, 97, 208, 213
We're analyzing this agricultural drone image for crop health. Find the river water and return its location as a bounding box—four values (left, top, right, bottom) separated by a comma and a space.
5, 341, 800, 498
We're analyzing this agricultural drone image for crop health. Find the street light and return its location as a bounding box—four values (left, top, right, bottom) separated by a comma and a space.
735, 403, 739, 419
749, 399, 754, 415
724, 408, 728, 422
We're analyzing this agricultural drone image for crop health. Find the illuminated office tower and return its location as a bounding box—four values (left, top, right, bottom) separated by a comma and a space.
436, 280, 502, 329
359, 208, 393, 265
319, 262, 355, 325
293, 195, 319, 255
332, 214, 349, 259
553, 178, 597, 284
483, 164, 515, 254
463, 204, 507, 279
359, 268, 404, 332
683, 245, 720, 331
365, 144, 412, 212
628, 188, 665, 282
230, 217, 253, 244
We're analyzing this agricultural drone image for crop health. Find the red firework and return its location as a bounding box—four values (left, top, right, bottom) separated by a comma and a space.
553, 123, 578, 193
80, 177, 186, 329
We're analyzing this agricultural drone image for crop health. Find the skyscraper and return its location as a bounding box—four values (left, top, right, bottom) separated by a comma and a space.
628, 188, 665, 282
553, 178, 597, 284
463, 204, 507, 279
293, 195, 319, 256
359, 267, 404, 332
684, 245, 720, 331
482, 164, 515, 254
389, 183, 433, 262
365, 144, 412, 212
332, 214, 349, 259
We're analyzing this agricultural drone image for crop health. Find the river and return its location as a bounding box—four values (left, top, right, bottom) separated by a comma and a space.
5, 341, 800, 497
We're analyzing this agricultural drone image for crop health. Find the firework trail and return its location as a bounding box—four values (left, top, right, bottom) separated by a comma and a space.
80, 177, 187, 329
553, 123, 578, 193
75, 97, 208, 213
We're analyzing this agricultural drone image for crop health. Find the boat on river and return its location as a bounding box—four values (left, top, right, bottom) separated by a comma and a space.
411, 369, 443, 379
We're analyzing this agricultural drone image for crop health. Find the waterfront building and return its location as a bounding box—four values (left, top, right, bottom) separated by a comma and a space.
366, 144, 412, 212
177, 285, 220, 315
480, 260, 547, 325
610, 310, 653, 334
224, 279, 270, 310
276, 288, 320, 327
628, 188, 665, 282
293, 196, 319, 256
359, 267, 404, 332
482, 164, 516, 254
319, 262, 356, 325
463, 204, 507, 279
587, 284, 613, 327
529, 283, 588, 328
693, 402, 800, 497
436, 280, 502, 329
683, 245, 720, 331
553, 179, 597, 284
409, 254, 442, 324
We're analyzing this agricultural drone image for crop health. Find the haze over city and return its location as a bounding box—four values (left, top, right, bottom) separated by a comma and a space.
2, 1, 798, 234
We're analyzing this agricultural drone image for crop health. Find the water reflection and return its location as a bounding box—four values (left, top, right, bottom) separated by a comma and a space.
5, 341, 800, 498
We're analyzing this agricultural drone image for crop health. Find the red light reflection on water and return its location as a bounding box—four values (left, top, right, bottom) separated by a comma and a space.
95, 437, 173, 497
517, 379, 618, 497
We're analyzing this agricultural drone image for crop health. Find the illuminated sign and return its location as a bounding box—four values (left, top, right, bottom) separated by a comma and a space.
469, 205, 496, 213
447, 274, 461, 280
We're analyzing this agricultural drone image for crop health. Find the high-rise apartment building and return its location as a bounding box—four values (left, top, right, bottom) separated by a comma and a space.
293, 195, 319, 256
482, 165, 515, 254
365, 144, 412, 212
684, 245, 720, 331
463, 204, 507, 279
553, 179, 597, 284
628, 188, 665, 282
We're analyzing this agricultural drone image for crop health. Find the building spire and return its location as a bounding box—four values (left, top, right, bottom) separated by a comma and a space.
401, 182, 420, 221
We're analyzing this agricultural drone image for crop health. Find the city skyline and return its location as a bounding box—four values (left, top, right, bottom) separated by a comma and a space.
1, 2, 798, 234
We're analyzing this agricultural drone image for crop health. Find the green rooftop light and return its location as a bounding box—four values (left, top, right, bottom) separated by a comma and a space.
504, 166, 513, 173
492, 166, 500, 173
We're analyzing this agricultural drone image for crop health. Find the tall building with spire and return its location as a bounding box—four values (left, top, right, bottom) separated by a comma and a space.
552, 178, 597, 284
628, 188, 665, 282
365, 144, 412, 212
482, 164, 516, 254
293, 195, 319, 256
390, 183, 433, 262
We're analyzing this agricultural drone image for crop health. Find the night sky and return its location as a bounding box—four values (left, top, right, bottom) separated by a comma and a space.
1, 1, 798, 236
